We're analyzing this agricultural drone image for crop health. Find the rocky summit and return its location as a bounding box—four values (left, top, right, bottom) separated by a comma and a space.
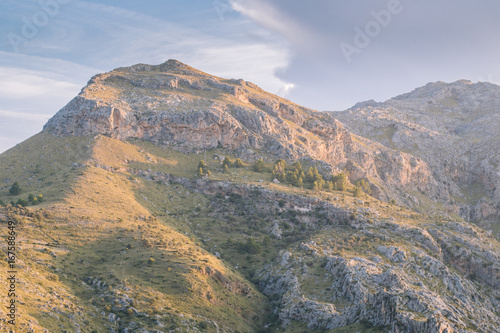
0, 60, 499, 332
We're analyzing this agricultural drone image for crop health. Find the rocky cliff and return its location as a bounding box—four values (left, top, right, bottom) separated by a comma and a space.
332, 80, 500, 233
44, 59, 442, 205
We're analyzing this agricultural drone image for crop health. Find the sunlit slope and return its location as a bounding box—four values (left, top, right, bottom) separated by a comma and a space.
0, 135, 272, 332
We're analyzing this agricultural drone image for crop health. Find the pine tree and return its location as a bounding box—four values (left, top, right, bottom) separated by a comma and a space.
292, 161, 302, 172
234, 158, 244, 168
273, 159, 287, 174
9, 182, 21, 196
353, 186, 362, 197
278, 172, 287, 183
253, 158, 265, 172
335, 172, 348, 191
327, 181, 334, 191
313, 181, 319, 191
297, 177, 304, 188
306, 167, 315, 183
222, 156, 232, 169
198, 160, 210, 176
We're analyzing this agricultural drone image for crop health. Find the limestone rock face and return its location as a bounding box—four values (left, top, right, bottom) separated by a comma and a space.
44, 59, 439, 204
333, 80, 500, 230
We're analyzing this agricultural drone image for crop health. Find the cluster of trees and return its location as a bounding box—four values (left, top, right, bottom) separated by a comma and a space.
252, 158, 373, 195
2, 194, 44, 207
0, 182, 44, 207
222, 157, 244, 173
198, 157, 245, 176
269, 159, 351, 192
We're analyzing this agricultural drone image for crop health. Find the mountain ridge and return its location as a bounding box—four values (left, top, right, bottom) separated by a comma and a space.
333, 79, 500, 234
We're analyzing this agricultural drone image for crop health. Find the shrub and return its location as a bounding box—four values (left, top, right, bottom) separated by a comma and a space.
148, 257, 155, 265
16, 198, 29, 207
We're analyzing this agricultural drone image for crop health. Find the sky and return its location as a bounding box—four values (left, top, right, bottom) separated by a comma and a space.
1, 0, 500, 153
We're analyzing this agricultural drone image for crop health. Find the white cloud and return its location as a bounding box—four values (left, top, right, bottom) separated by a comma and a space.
0, 67, 79, 99
0, 52, 99, 153
229, 0, 319, 50
188, 43, 294, 95
0, 109, 52, 121
277, 83, 295, 97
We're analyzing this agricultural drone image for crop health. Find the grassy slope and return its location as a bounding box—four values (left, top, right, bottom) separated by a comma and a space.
0, 135, 272, 332
0, 134, 498, 332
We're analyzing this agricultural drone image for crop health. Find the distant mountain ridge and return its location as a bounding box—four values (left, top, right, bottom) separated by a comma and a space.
333, 79, 500, 233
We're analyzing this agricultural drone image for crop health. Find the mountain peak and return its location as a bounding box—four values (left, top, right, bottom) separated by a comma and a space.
112, 59, 207, 77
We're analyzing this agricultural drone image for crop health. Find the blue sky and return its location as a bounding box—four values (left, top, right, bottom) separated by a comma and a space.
1, 0, 500, 153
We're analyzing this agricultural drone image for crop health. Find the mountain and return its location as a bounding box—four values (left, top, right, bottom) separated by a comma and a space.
0, 61, 499, 332
44, 59, 445, 208
333, 80, 500, 235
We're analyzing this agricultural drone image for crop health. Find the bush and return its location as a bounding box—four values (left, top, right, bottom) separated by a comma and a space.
16, 198, 29, 207
9, 182, 21, 196
148, 257, 155, 265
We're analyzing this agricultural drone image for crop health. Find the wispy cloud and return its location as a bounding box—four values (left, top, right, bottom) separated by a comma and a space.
0, 52, 99, 153
0, 109, 53, 121
229, 0, 318, 50
0, 67, 79, 99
